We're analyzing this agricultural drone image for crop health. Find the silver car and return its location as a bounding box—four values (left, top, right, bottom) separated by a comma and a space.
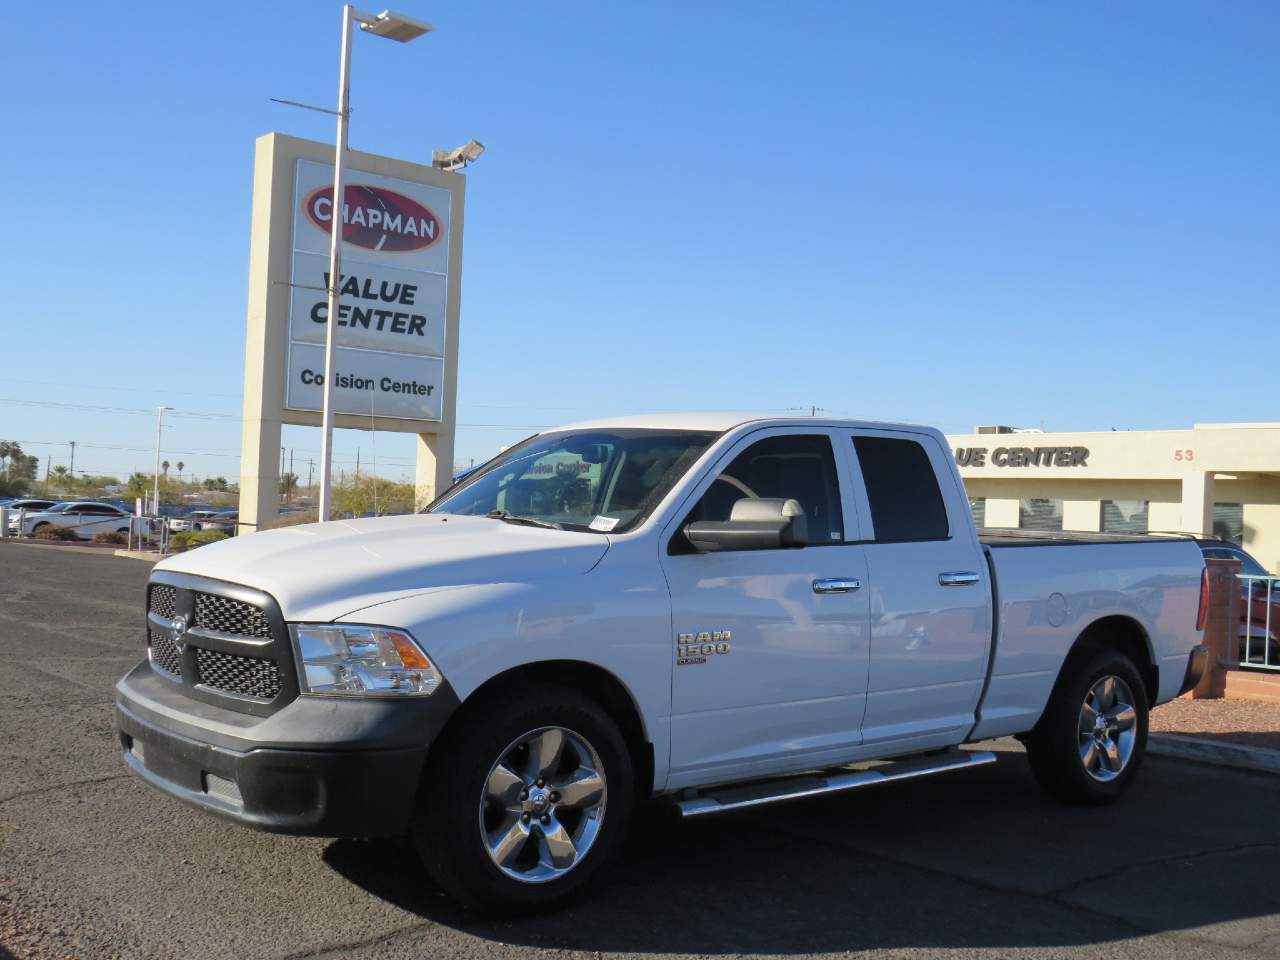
16, 501, 143, 540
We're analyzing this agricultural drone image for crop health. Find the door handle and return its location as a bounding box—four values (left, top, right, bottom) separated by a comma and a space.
938, 571, 981, 587
813, 578, 861, 594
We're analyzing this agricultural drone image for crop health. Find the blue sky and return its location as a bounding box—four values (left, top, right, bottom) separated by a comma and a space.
1, 1, 1277, 483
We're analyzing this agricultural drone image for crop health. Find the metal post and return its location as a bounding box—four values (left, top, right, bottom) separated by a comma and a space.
318, 4, 355, 524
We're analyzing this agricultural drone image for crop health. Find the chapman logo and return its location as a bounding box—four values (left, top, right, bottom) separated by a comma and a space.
303, 184, 442, 252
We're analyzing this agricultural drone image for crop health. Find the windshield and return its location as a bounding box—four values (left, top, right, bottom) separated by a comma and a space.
427, 429, 719, 533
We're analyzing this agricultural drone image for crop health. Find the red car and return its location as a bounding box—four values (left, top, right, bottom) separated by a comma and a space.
1198, 539, 1279, 666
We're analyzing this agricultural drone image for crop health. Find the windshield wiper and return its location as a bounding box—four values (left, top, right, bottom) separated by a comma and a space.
484, 509, 563, 530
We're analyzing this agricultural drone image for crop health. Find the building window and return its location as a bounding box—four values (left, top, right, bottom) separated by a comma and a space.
969, 497, 986, 528
1102, 500, 1149, 534
1213, 503, 1244, 545
1019, 498, 1063, 531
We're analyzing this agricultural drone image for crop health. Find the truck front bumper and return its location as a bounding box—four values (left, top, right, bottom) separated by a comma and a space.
114, 661, 460, 837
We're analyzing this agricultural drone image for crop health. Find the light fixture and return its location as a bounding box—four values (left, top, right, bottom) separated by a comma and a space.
358, 9, 433, 42
433, 139, 486, 171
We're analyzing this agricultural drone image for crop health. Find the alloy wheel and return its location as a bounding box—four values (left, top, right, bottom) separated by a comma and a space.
1078, 675, 1138, 782
479, 726, 607, 883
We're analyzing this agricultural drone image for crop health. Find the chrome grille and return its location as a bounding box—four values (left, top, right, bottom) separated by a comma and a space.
148, 629, 181, 677
194, 592, 272, 639
149, 583, 176, 619
195, 647, 282, 700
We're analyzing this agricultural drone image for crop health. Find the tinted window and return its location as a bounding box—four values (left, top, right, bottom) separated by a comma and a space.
1213, 503, 1244, 545
854, 436, 948, 541
686, 434, 844, 543
1101, 499, 1148, 533
1020, 498, 1063, 532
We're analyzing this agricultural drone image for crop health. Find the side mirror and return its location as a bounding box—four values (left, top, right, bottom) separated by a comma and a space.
683, 497, 809, 552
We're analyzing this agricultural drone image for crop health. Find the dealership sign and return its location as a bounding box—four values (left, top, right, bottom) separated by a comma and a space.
285, 159, 452, 420
954, 446, 1091, 468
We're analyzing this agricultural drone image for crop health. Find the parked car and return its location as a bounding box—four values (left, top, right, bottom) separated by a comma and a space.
3, 498, 59, 516
1196, 538, 1278, 665
170, 509, 220, 533
116, 414, 1207, 911
14, 501, 145, 540
196, 510, 239, 534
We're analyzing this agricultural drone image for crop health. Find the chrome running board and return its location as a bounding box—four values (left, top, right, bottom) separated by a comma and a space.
673, 748, 997, 818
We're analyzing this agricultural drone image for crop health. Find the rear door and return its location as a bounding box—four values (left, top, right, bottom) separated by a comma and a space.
660, 427, 871, 788
843, 429, 992, 749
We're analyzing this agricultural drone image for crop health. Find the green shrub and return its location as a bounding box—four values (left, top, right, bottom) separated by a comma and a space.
33, 525, 80, 541
171, 529, 229, 549
92, 531, 127, 544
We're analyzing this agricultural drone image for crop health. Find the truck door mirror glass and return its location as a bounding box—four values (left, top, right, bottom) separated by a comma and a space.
683, 497, 809, 552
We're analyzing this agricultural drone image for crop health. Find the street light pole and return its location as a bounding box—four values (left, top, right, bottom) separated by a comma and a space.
316, 6, 431, 524
154, 406, 173, 515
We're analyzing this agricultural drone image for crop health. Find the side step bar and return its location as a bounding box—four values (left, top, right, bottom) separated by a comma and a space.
673, 748, 997, 818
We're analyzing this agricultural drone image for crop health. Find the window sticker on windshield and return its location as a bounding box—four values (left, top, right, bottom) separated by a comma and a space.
589, 515, 620, 532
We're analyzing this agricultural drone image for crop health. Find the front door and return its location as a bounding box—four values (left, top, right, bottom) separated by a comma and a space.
661, 429, 871, 789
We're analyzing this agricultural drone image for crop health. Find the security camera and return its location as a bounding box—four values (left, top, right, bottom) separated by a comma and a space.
432, 139, 486, 171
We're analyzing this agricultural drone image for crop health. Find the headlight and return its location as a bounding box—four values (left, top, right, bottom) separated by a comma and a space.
293, 624, 443, 697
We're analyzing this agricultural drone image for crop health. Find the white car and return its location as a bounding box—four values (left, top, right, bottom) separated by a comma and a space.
116, 413, 1207, 911
17, 501, 144, 539
170, 509, 220, 533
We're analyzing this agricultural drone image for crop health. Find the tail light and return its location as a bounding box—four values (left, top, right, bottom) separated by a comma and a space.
1195, 567, 1209, 631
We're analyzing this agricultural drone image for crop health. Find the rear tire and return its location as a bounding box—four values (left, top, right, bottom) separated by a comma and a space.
412, 684, 633, 912
1025, 646, 1149, 805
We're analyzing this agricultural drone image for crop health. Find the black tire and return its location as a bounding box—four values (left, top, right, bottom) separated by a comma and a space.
412, 684, 634, 912
1025, 645, 1149, 805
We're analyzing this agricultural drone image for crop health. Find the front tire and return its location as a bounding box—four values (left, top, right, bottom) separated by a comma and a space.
1026, 646, 1149, 805
413, 685, 633, 912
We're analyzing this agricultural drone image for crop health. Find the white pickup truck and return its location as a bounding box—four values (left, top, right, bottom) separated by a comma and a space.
115, 414, 1209, 910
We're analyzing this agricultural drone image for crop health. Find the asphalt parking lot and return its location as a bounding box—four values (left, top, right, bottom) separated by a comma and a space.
2, 543, 1279, 960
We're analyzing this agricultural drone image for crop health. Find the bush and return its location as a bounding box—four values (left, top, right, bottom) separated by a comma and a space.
92, 531, 127, 544
170, 529, 229, 549
33, 525, 80, 541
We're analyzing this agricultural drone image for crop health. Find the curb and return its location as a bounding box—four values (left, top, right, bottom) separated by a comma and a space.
113, 549, 161, 562
1149, 733, 1280, 775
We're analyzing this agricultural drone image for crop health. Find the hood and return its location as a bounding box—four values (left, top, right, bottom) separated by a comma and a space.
155, 513, 610, 622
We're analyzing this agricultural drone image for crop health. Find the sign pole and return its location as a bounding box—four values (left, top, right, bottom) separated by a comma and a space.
318, 4, 355, 524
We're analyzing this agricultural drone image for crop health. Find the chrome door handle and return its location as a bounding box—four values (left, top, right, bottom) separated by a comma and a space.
813, 578, 861, 594
938, 571, 981, 587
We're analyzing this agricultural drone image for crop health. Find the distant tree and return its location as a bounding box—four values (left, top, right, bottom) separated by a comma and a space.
279, 472, 298, 503
176, 461, 185, 475
203, 476, 229, 492
50, 465, 70, 486
161, 461, 170, 477
126, 473, 151, 496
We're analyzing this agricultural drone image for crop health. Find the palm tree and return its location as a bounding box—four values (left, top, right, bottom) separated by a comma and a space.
176, 461, 185, 475
50, 465, 70, 486
161, 461, 170, 477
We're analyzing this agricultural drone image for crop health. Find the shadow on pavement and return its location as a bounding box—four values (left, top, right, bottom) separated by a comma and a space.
323, 745, 1280, 954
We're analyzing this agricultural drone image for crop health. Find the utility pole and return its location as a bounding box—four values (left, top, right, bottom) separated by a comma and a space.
153, 406, 173, 515
288, 449, 294, 505
308, 458, 314, 490
355, 448, 360, 478
68, 441, 75, 480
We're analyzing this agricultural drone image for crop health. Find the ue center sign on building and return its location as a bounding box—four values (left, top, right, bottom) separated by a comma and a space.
238, 133, 465, 531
